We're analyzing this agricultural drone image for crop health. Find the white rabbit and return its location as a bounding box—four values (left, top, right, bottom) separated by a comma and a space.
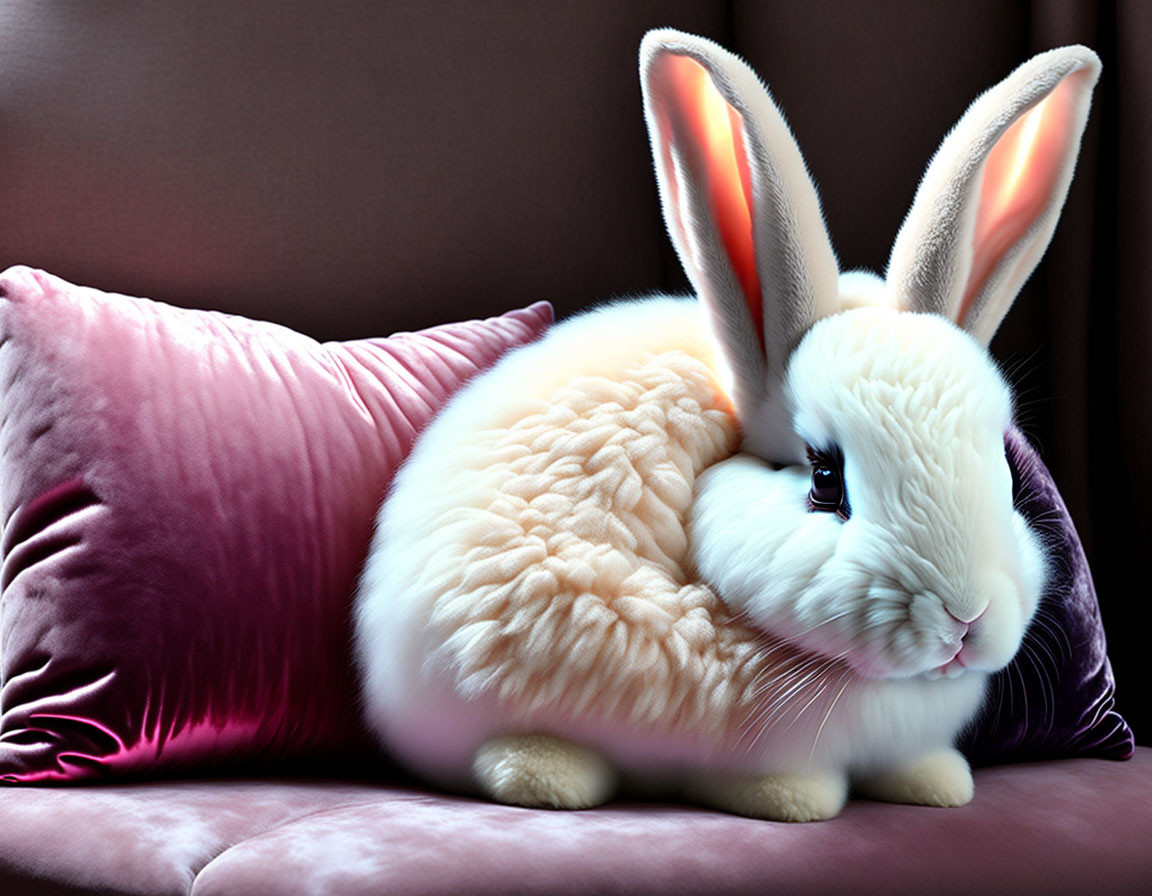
354, 29, 1100, 821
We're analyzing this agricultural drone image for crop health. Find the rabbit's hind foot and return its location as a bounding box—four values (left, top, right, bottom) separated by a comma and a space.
472, 733, 618, 810
855, 747, 974, 808
686, 769, 849, 822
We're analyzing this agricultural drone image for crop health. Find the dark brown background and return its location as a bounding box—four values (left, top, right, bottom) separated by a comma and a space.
0, 2, 1146, 743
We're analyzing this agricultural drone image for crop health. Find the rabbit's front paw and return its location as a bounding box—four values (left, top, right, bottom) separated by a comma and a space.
857, 747, 974, 807
472, 734, 617, 810
688, 769, 848, 822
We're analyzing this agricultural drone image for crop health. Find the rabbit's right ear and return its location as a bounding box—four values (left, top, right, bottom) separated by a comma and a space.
887, 46, 1101, 345
640, 30, 840, 464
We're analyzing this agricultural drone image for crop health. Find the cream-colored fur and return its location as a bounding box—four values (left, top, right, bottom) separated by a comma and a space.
356, 300, 773, 777
473, 734, 617, 810
419, 329, 747, 735
355, 300, 996, 817
354, 28, 1096, 822
685, 768, 849, 822
855, 747, 974, 807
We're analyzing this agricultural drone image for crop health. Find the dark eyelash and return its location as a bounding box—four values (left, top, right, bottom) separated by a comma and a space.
805, 443, 842, 466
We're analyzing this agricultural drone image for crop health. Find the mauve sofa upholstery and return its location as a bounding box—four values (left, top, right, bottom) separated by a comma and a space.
2, 753, 1151, 895
1, 3, 1149, 895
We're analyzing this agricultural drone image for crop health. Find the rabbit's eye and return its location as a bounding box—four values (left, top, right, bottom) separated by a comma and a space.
806, 444, 849, 518
810, 464, 843, 509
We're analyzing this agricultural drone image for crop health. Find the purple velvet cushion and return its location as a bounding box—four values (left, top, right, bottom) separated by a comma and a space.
0, 266, 551, 781
960, 429, 1133, 763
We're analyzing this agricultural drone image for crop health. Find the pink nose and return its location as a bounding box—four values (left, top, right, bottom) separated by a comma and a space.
945, 604, 988, 626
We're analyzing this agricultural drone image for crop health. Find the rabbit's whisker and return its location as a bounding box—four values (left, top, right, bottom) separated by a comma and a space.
1019, 643, 1056, 737
739, 653, 849, 750
1030, 607, 1073, 658
809, 669, 854, 762
745, 653, 837, 708
1012, 656, 1031, 730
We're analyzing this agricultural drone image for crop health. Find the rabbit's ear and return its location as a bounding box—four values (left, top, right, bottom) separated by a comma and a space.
640, 29, 840, 464
887, 46, 1101, 346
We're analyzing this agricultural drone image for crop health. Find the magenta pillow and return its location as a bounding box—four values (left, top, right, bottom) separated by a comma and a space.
0, 266, 551, 782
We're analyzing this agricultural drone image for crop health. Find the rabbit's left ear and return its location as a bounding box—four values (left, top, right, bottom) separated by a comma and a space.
888, 46, 1101, 346
640, 29, 840, 464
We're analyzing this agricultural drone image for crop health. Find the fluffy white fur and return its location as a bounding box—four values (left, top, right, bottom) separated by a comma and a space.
355, 297, 1043, 816
356, 299, 750, 784
353, 29, 1097, 822
691, 306, 1047, 764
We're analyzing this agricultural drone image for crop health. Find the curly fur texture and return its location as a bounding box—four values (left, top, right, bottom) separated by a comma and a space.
355, 300, 1009, 791
353, 29, 1099, 820
356, 300, 766, 780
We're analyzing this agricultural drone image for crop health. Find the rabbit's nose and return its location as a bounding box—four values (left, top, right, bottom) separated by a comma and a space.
945, 604, 988, 628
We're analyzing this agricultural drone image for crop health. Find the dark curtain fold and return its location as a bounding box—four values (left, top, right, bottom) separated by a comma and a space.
1090, 0, 1152, 745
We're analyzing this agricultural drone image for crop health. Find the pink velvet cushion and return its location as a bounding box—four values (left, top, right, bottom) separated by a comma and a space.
0, 266, 551, 781
1, 751, 1150, 894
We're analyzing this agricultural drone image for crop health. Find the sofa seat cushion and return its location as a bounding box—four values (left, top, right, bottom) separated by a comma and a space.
1, 749, 1149, 895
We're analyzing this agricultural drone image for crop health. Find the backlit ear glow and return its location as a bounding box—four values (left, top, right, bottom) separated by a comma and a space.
658, 54, 763, 341
960, 69, 1089, 332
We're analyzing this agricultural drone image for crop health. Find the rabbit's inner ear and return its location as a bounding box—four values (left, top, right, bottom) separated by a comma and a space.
659, 54, 764, 347
959, 69, 1089, 331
